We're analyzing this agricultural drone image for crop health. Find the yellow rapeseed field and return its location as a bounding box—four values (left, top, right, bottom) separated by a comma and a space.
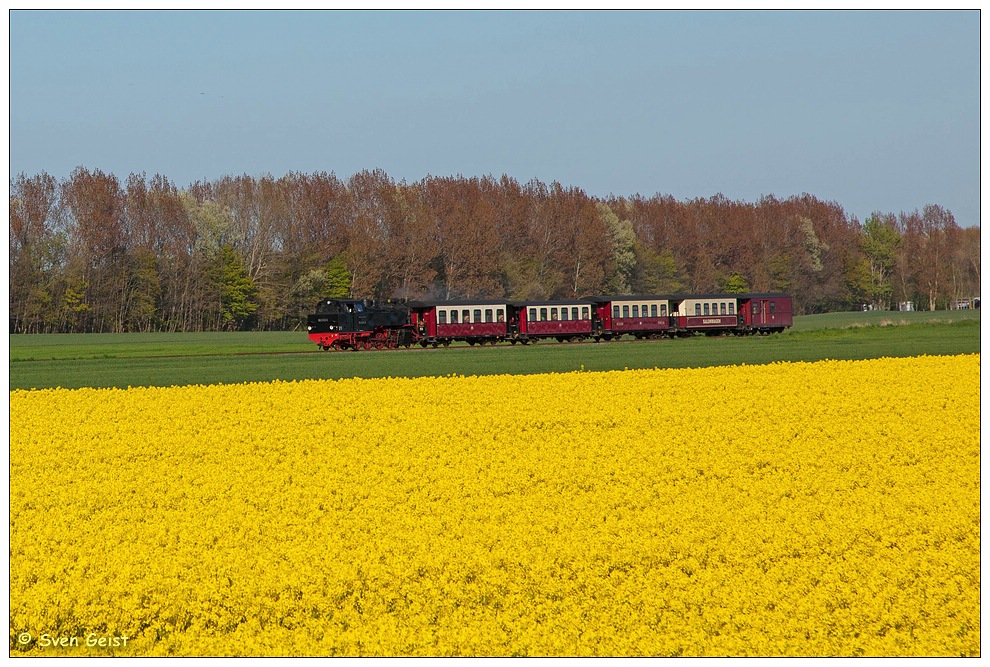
9, 355, 980, 656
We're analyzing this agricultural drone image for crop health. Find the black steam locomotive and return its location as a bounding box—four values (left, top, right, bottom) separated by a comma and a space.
307, 293, 794, 351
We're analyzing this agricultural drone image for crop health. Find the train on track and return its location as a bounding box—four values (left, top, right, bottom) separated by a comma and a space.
306, 293, 793, 351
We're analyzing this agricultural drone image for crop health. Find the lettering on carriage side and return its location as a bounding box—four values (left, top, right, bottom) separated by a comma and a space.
702, 319, 723, 324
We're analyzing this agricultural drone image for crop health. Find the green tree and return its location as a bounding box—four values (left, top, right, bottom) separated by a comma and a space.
633, 246, 683, 294
22, 286, 54, 332
798, 216, 828, 272
324, 254, 352, 298
860, 213, 900, 310
207, 244, 258, 330
62, 276, 91, 331
180, 192, 235, 254
124, 248, 162, 332
719, 271, 750, 293
599, 203, 636, 294
768, 253, 792, 292
503, 255, 546, 300
288, 253, 354, 325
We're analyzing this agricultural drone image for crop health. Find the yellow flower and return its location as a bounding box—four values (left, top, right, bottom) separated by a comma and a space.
9, 355, 980, 656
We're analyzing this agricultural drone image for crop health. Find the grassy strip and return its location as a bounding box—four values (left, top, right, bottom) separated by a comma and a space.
8, 331, 309, 362
8, 319, 980, 391
787, 308, 980, 332
8, 309, 980, 362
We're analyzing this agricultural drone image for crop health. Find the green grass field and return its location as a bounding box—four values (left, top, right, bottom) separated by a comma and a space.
8, 310, 981, 390
787, 308, 980, 331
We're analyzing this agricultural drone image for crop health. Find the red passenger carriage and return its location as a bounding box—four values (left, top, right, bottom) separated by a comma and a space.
408, 300, 510, 346
736, 293, 793, 333
587, 295, 674, 340
671, 294, 741, 335
512, 300, 594, 342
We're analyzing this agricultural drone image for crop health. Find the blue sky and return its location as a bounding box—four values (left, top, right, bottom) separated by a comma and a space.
8, 9, 981, 227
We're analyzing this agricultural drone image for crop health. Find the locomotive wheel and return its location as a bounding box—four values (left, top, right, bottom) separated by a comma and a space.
321, 345, 330, 351
431, 342, 439, 348
420, 341, 428, 347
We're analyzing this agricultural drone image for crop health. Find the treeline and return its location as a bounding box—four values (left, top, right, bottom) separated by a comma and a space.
9, 168, 980, 333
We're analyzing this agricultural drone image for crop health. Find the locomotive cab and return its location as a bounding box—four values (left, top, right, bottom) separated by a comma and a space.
307, 299, 371, 333
307, 299, 409, 334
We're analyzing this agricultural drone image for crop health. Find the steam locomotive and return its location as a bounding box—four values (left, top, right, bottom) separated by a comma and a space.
306, 293, 793, 351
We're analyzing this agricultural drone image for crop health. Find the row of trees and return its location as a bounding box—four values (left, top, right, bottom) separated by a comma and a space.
9, 168, 980, 333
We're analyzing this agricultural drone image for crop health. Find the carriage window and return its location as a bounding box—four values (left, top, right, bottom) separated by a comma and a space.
484, 309, 493, 323
695, 304, 701, 315
650, 304, 658, 317
550, 308, 558, 320
497, 309, 505, 322
770, 301, 776, 314
582, 307, 590, 320
661, 304, 667, 316
622, 305, 630, 318
450, 310, 458, 323
474, 309, 482, 323
438, 310, 447, 324
572, 307, 580, 320
529, 308, 537, 322
642, 305, 648, 316
728, 303, 735, 315
720, 303, 726, 315
613, 305, 620, 319
540, 308, 548, 321
752, 302, 759, 315
632, 305, 639, 318
560, 308, 569, 321
704, 303, 710, 316
462, 309, 471, 323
